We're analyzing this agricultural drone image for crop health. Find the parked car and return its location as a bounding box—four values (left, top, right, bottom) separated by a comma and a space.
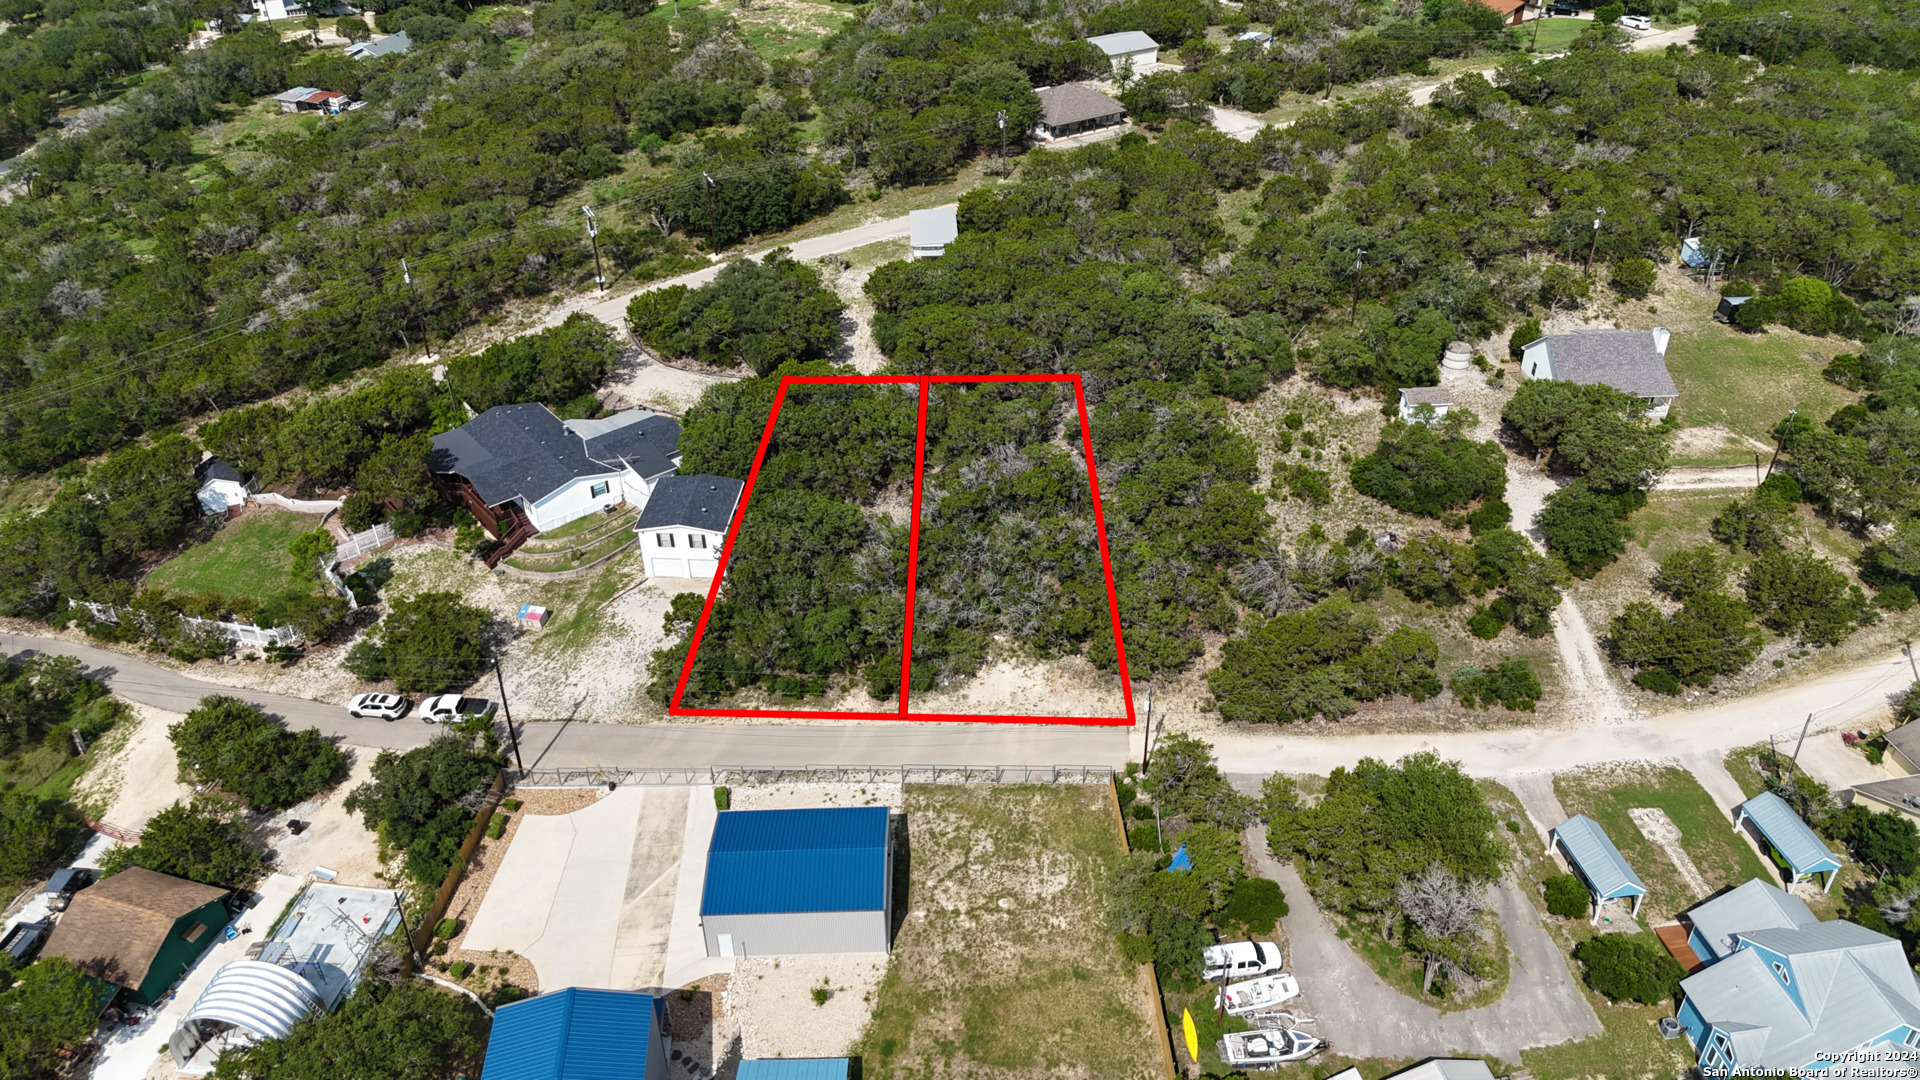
44, 867, 95, 912
1203, 940, 1284, 981
1, 920, 48, 964
419, 694, 496, 724
1543, 3, 1580, 14
347, 693, 410, 720
1618, 13, 1653, 29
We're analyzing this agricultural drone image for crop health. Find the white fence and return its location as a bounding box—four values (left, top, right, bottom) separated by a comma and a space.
71, 599, 301, 647
336, 522, 396, 563
252, 492, 344, 514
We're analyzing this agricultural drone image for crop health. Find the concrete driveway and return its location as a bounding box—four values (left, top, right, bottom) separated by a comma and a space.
1249, 830, 1599, 1062
462, 786, 716, 991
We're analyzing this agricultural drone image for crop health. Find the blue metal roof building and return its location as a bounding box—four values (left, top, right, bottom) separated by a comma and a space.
701, 807, 893, 957
1550, 814, 1648, 924
480, 988, 667, 1080
737, 1060, 852, 1080
1736, 792, 1842, 892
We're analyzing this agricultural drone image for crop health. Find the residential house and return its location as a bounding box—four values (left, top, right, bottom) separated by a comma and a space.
41, 868, 231, 1005
1518, 327, 1679, 419
701, 807, 893, 957
1474, 0, 1528, 24
909, 206, 958, 260
194, 458, 252, 514
1034, 84, 1127, 139
249, 0, 349, 20
1676, 878, 1920, 1075
1886, 723, 1920, 774
635, 474, 743, 581
273, 87, 349, 114
1844, 774, 1920, 827
1397, 386, 1453, 423
344, 30, 410, 59
480, 988, 669, 1080
430, 404, 681, 561
1234, 30, 1273, 46
1087, 31, 1159, 70
1550, 814, 1648, 924
1735, 791, 1843, 892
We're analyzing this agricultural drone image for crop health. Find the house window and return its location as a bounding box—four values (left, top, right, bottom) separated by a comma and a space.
1772, 961, 1790, 985
656, 533, 676, 548
183, 922, 207, 943
1905, 1028, 1919, 1048
689, 534, 707, 549
590, 481, 610, 498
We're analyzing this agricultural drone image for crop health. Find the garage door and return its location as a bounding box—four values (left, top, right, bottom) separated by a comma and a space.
650, 557, 686, 577
689, 559, 717, 579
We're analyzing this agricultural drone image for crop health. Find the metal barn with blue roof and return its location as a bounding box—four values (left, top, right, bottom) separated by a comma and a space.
1549, 814, 1648, 924
479, 988, 667, 1080
737, 1060, 852, 1080
701, 807, 893, 957
1735, 792, 1842, 892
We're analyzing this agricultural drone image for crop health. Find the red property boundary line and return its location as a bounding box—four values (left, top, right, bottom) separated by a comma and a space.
668, 374, 1136, 726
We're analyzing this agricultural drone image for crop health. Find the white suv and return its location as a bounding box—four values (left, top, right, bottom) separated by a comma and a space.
419, 694, 496, 723
346, 693, 409, 720
1618, 14, 1653, 30
1203, 940, 1285, 982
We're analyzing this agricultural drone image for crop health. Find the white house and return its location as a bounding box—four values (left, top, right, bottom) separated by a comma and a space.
194, 458, 253, 514
344, 30, 410, 59
1396, 386, 1453, 423
1087, 31, 1159, 70
272, 87, 349, 114
429, 403, 681, 538
637, 475, 743, 580
1520, 327, 1679, 420
909, 206, 958, 260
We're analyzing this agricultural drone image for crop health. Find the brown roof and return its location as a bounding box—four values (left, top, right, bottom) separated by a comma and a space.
1476, 0, 1525, 13
1036, 84, 1126, 129
41, 868, 227, 990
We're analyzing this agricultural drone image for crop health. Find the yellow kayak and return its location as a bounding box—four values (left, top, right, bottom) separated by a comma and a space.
1182, 1007, 1199, 1061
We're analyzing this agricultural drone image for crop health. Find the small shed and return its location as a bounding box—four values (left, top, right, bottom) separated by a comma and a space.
1550, 814, 1648, 924
1714, 295, 1752, 324
909, 206, 959, 260
40, 868, 230, 1005
1735, 791, 1842, 892
1397, 386, 1453, 423
1378, 1061, 1499, 1080
1087, 30, 1159, 69
700, 806, 893, 957
1234, 30, 1273, 46
1680, 236, 1723, 270
1034, 84, 1127, 139
480, 988, 668, 1080
195, 458, 252, 514
738, 1061, 852, 1080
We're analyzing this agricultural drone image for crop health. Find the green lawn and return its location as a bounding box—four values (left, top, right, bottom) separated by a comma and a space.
1554, 767, 1772, 922
1663, 323, 1857, 461
1520, 17, 1591, 53
1624, 493, 1739, 561
147, 511, 319, 599
1522, 1000, 1696, 1080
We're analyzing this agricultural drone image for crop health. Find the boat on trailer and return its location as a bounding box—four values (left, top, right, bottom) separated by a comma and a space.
1211, 973, 1301, 1017
1218, 1027, 1324, 1066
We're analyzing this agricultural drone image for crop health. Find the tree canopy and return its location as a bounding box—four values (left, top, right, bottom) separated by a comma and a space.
169, 695, 346, 812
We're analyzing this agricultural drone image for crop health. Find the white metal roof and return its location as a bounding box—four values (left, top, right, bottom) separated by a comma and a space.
909, 206, 958, 249
1087, 31, 1158, 55
183, 960, 325, 1041
1551, 814, 1646, 900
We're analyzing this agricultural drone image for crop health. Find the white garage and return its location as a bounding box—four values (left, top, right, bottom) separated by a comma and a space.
637, 475, 744, 581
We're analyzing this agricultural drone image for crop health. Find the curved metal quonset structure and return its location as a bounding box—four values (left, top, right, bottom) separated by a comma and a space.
170, 960, 326, 1073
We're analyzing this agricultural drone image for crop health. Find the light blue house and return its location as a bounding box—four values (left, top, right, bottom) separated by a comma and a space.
1549, 814, 1647, 924
1676, 879, 1920, 1075
1736, 791, 1843, 892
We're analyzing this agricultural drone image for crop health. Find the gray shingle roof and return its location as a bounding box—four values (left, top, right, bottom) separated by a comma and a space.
1552, 814, 1646, 900
572, 412, 680, 479
909, 206, 958, 249
1036, 84, 1126, 128
636, 474, 742, 532
1740, 791, 1841, 875
1399, 386, 1453, 406
1541, 329, 1679, 399
195, 458, 245, 485
345, 30, 410, 59
1883, 722, 1920, 770
1849, 773, 1920, 815
1684, 878, 1816, 960
1087, 31, 1158, 55
430, 404, 679, 509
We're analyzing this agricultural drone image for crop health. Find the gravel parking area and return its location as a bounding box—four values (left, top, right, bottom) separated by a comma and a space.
723, 955, 890, 1059
729, 782, 902, 812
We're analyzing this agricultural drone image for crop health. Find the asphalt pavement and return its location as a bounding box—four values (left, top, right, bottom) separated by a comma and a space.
0, 631, 1131, 770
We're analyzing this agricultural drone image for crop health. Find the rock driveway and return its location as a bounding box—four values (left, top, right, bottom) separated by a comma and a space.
1248, 829, 1600, 1063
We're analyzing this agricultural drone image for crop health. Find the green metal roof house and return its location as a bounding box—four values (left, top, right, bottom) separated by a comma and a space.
1550, 814, 1648, 924
40, 867, 230, 1005
1736, 792, 1843, 892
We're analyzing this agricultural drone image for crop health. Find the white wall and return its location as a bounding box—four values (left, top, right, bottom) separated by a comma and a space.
1521, 339, 1553, 380
197, 479, 249, 514
1397, 400, 1451, 424
1110, 47, 1157, 68
526, 468, 646, 532
640, 526, 724, 579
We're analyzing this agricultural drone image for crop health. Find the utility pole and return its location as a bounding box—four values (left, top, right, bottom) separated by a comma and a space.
1351, 249, 1365, 318
1770, 11, 1790, 66
1790, 711, 1813, 773
1139, 685, 1152, 769
582, 206, 605, 292
996, 110, 1007, 171
392, 893, 428, 971
1767, 407, 1795, 477
398, 258, 424, 358
1585, 208, 1606, 275
494, 660, 524, 771
1905, 640, 1918, 683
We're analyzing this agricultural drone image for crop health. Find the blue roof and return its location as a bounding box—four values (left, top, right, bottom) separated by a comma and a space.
702, 808, 890, 916
1551, 814, 1647, 900
737, 1061, 851, 1080
1740, 792, 1842, 876
480, 988, 662, 1080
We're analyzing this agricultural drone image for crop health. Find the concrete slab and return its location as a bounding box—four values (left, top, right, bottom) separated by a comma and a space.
662, 787, 722, 988
1508, 773, 1570, 852
608, 790, 688, 990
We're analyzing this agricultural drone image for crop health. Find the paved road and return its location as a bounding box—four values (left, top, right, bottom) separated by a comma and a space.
0, 631, 1129, 769
1251, 830, 1600, 1061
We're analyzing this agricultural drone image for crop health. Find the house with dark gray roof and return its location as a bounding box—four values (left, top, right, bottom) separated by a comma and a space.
344, 30, 410, 60
194, 458, 253, 514
430, 404, 680, 555
636, 475, 743, 581
1676, 878, 1920, 1076
1519, 327, 1679, 419
1034, 84, 1127, 139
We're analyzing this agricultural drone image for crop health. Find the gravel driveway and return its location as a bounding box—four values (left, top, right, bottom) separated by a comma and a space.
1248, 828, 1600, 1062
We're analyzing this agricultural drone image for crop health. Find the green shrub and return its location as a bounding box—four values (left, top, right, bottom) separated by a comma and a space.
432, 940, 448, 956
1571, 935, 1685, 1004
1467, 609, 1505, 640
1450, 660, 1542, 710
1634, 668, 1683, 695
1217, 876, 1289, 936
811, 985, 830, 1006
486, 813, 506, 840
714, 786, 731, 811
1508, 318, 1542, 361
1466, 499, 1512, 535
1609, 257, 1658, 299
1545, 874, 1590, 919
434, 918, 460, 940
501, 798, 522, 812
169, 695, 347, 812
490, 984, 529, 1007
447, 961, 473, 980
1876, 584, 1917, 611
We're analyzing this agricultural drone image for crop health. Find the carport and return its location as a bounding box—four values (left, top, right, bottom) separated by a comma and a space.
1550, 814, 1647, 924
